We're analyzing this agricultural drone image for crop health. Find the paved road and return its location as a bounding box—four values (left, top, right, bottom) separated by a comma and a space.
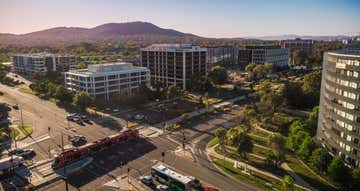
0, 83, 126, 159
1, 83, 258, 191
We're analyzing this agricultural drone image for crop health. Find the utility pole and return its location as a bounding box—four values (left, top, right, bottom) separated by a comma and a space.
182, 129, 186, 156
61, 132, 69, 191
20, 104, 24, 128
161, 151, 165, 163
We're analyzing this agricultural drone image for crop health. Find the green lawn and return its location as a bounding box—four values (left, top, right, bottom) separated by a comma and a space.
210, 156, 307, 191
18, 85, 36, 95
10, 127, 20, 139
207, 137, 219, 148
18, 124, 33, 137
286, 155, 338, 191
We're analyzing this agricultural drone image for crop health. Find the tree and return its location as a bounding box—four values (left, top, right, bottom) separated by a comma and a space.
72, 92, 94, 110
54, 86, 73, 103
215, 127, 227, 154
283, 82, 305, 108
296, 136, 316, 160
236, 133, 253, 159
268, 134, 286, 168
256, 81, 284, 120
281, 175, 295, 191
166, 85, 181, 99
305, 106, 319, 136
351, 168, 360, 189
309, 148, 332, 172
328, 157, 350, 185
226, 127, 242, 147
291, 50, 309, 66
302, 71, 321, 93
236, 105, 256, 130
287, 120, 308, 150
208, 65, 228, 85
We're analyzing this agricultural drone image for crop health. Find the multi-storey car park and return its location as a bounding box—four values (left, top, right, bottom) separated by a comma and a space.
140, 44, 207, 90
238, 44, 289, 69
65, 62, 150, 100
11, 53, 76, 76
317, 50, 360, 167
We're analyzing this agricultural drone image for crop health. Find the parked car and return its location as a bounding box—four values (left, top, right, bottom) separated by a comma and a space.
156, 185, 170, 191
9, 149, 35, 158
81, 115, 90, 123
12, 104, 19, 110
69, 135, 87, 146
66, 113, 78, 120
134, 114, 144, 120
139, 175, 152, 185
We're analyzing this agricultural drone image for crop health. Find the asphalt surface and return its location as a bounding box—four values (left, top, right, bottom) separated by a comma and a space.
0, 83, 258, 191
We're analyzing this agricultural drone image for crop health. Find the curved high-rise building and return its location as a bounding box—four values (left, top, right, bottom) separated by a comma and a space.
317, 50, 360, 167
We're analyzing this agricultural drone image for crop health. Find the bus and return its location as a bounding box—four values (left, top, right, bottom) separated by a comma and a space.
151, 164, 196, 191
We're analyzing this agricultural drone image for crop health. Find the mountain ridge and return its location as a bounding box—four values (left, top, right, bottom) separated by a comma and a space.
0, 22, 199, 46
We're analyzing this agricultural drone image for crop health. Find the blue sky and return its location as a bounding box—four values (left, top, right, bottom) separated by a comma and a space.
0, 0, 359, 37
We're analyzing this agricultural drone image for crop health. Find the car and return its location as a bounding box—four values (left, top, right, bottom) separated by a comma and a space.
81, 115, 90, 123
156, 185, 170, 191
70, 135, 87, 146
66, 113, 78, 120
134, 114, 144, 120
12, 104, 19, 110
9, 149, 35, 158
139, 175, 152, 185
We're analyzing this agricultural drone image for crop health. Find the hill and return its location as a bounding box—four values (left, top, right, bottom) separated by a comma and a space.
0, 22, 200, 46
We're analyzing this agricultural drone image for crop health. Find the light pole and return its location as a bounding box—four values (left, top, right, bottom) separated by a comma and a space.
61, 131, 69, 191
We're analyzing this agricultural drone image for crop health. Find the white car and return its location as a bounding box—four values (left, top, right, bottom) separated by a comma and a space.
134, 114, 144, 120
156, 185, 170, 191
139, 175, 152, 185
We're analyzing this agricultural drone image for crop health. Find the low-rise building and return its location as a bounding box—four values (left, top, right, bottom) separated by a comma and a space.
11, 53, 76, 76
65, 62, 150, 100
238, 45, 289, 69
280, 38, 314, 55
140, 44, 207, 90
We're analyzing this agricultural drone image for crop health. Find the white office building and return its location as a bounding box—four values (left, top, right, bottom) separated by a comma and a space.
12, 53, 76, 76
65, 63, 150, 100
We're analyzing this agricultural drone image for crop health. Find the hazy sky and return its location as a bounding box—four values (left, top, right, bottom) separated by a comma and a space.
0, 0, 359, 37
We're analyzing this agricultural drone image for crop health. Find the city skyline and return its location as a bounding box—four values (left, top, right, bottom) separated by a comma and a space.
1, 0, 359, 38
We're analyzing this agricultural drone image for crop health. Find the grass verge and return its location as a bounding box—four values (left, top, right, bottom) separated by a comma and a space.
210, 156, 306, 191
286, 155, 337, 191
18, 124, 33, 137
207, 137, 219, 148
18, 85, 35, 95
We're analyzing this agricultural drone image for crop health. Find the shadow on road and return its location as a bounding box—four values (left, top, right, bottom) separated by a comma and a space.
64, 137, 157, 188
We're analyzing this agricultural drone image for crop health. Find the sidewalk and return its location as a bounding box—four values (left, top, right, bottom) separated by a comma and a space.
206, 144, 314, 191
